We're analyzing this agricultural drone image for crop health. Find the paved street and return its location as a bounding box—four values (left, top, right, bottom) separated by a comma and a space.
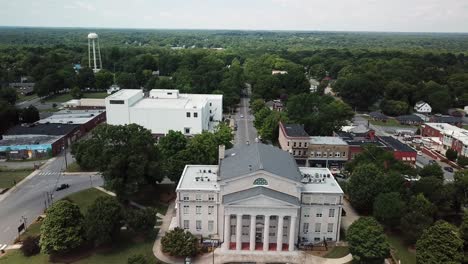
234, 87, 257, 147
0, 152, 102, 245
416, 154, 456, 182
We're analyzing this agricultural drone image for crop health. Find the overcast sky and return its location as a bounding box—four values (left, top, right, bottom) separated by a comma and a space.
1, 0, 468, 32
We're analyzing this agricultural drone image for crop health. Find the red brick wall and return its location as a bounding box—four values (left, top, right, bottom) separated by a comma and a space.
393, 151, 417, 164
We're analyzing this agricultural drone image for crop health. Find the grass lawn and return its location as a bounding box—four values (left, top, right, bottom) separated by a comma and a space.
0, 169, 34, 189
63, 188, 110, 214
0, 231, 159, 264
387, 233, 416, 264
128, 184, 174, 215
463, 125, 468, 130
18, 221, 42, 241
17, 93, 38, 103
44, 92, 108, 103
82, 92, 108, 99
324, 246, 350, 258
39, 108, 60, 113
65, 162, 95, 173
369, 118, 407, 127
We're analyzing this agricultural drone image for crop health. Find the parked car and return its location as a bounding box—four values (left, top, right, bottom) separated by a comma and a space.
417, 151, 422, 156
444, 167, 454, 173
56, 183, 70, 191
240, 114, 244, 118
429, 160, 437, 165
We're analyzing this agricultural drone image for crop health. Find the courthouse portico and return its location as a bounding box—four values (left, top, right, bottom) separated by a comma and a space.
176, 143, 344, 255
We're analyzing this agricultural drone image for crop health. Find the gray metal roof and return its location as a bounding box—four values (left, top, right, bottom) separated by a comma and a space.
223, 186, 300, 206
220, 143, 302, 182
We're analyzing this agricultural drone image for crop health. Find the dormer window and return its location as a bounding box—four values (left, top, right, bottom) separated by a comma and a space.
253, 178, 268, 186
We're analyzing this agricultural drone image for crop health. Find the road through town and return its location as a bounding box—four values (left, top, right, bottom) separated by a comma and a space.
0, 152, 102, 245
234, 89, 257, 147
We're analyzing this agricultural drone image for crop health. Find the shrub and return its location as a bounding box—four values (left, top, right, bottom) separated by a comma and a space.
127, 253, 149, 264
21, 236, 40, 257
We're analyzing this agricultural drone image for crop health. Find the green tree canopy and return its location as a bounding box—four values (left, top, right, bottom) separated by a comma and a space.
85, 196, 123, 246
161, 227, 199, 257
158, 130, 188, 158
347, 217, 390, 264
400, 194, 435, 244
71, 124, 162, 199
373, 192, 405, 227
347, 163, 383, 212
419, 163, 444, 180
40, 200, 84, 254
416, 220, 463, 264
20, 105, 39, 123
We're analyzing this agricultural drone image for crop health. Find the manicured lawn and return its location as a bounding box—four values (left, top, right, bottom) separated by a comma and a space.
0, 231, 159, 264
128, 184, 174, 215
387, 233, 416, 264
82, 92, 108, 99
324, 246, 350, 258
63, 188, 110, 214
0, 169, 34, 189
65, 162, 95, 173
18, 221, 42, 241
39, 108, 60, 113
369, 118, 406, 127
17, 93, 37, 103
44, 93, 73, 103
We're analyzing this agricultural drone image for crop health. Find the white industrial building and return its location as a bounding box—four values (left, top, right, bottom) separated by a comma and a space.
175, 143, 343, 253
105, 89, 223, 136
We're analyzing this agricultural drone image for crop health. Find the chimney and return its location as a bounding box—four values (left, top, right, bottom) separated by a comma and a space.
218, 145, 225, 164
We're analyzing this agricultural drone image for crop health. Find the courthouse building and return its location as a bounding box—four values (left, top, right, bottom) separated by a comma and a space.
175, 143, 344, 252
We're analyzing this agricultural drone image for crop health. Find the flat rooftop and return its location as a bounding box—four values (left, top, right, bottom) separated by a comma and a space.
37, 109, 105, 125
0, 135, 61, 149
106, 89, 141, 100
5, 123, 80, 136
177, 165, 220, 191
310, 137, 348, 145
299, 167, 344, 194
378, 136, 416, 153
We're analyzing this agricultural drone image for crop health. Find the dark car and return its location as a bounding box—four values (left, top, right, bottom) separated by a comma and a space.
428, 160, 437, 165
56, 183, 70, 191
444, 167, 454, 173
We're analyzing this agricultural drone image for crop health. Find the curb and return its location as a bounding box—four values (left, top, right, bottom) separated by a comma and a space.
0, 158, 57, 203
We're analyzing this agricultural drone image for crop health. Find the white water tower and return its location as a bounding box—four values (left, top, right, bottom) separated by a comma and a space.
87, 32, 102, 73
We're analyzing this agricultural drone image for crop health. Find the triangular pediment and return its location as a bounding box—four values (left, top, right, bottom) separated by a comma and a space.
225, 194, 298, 208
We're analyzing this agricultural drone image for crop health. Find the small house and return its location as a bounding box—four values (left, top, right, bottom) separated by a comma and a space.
414, 101, 432, 114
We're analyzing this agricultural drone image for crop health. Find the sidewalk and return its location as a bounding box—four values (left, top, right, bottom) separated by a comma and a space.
341, 198, 360, 231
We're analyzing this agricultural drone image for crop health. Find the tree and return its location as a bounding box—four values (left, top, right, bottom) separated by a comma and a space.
454, 170, 468, 207
416, 220, 463, 264
125, 208, 156, 234
380, 99, 408, 116
117, 73, 139, 89
0, 100, 19, 134
459, 210, 468, 248
457, 156, 468, 167
286, 93, 354, 136
419, 163, 444, 180
400, 194, 435, 244
127, 254, 149, 264
95, 70, 114, 90
76, 68, 95, 89
85, 196, 123, 246
40, 200, 84, 254
253, 107, 272, 130
259, 111, 288, 142
347, 217, 390, 264
158, 130, 188, 158
21, 236, 40, 257
0, 87, 17, 105
161, 227, 199, 257
333, 74, 382, 110
250, 99, 266, 114
20, 105, 39, 123
446, 149, 458, 161
373, 192, 405, 227
71, 124, 162, 199
347, 163, 383, 212
70, 86, 82, 99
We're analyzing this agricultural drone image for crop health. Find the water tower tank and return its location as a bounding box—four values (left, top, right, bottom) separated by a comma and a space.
88, 33, 98, 39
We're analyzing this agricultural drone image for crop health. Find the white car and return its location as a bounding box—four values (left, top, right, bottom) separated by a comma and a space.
240, 115, 244, 118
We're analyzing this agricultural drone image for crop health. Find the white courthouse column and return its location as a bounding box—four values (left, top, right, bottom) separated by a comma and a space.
236, 214, 242, 250
250, 215, 256, 251
263, 215, 270, 251
223, 214, 231, 250
288, 216, 297, 251
276, 216, 284, 251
